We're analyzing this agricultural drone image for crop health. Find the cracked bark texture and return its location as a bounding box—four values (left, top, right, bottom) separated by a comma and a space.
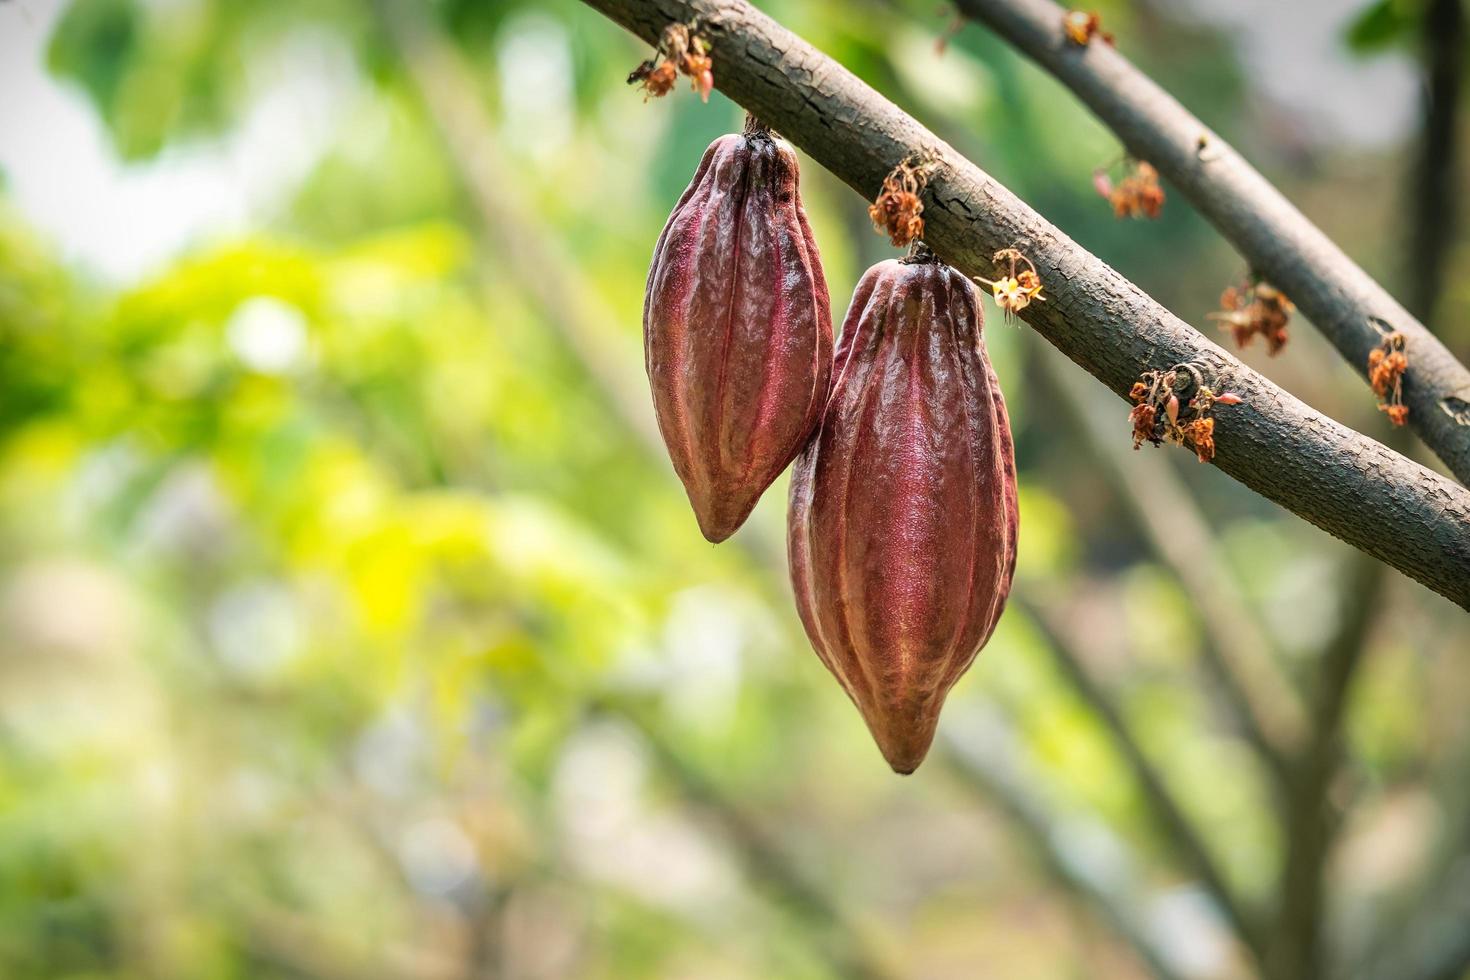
576, 0, 1470, 610
953, 0, 1470, 485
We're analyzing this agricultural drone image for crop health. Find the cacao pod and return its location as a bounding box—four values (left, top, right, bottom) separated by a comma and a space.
644, 127, 833, 542
788, 253, 1019, 774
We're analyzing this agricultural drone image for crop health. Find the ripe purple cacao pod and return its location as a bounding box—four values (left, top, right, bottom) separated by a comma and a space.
788, 253, 1019, 774
644, 127, 833, 542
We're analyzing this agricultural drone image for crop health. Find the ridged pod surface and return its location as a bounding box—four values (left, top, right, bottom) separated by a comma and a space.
788, 255, 1019, 774
644, 129, 833, 542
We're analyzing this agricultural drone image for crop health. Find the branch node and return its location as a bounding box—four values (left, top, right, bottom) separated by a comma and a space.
1129, 361, 1242, 463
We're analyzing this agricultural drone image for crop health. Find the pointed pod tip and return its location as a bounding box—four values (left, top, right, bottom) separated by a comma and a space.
693, 506, 745, 543
878, 743, 930, 776
689, 487, 765, 544
870, 714, 940, 775
698, 523, 736, 544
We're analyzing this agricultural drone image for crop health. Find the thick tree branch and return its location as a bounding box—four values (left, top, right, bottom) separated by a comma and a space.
577, 0, 1470, 609
952, 0, 1470, 484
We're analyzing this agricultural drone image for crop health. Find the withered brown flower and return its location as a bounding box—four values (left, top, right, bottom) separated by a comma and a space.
869, 160, 928, 247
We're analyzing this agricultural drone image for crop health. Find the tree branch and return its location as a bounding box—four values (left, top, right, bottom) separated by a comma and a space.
576, 0, 1470, 610
1017, 596, 1267, 962
1408, 0, 1465, 325
1035, 344, 1304, 775
939, 714, 1190, 980
597, 699, 900, 980
1318, 18, 1465, 971
374, 0, 791, 579
1355, 861, 1470, 980
374, 0, 659, 454
952, 0, 1470, 485
1270, 556, 1382, 980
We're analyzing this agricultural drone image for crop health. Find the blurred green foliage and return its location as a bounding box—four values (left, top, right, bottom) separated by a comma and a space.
1347, 0, 1419, 53
2, 0, 1469, 978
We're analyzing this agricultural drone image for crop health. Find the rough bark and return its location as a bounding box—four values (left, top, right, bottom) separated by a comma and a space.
577, 0, 1470, 610
953, 0, 1470, 484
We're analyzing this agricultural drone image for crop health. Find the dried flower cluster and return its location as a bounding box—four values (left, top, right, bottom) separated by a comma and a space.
628, 23, 714, 102
974, 247, 1045, 322
868, 158, 929, 248
1093, 159, 1165, 219
1210, 279, 1292, 355
1063, 10, 1115, 46
1368, 331, 1409, 427
1128, 362, 1242, 463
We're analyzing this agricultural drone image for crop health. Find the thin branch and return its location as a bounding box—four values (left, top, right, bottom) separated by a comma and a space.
577, 0, 1470, 609
1347, 703, 1470, 977
1354, 860, 1470, 980
371, 13, 895, 975
1315, 15, 1465, 972
1269, 556, 1383, 980
1408, 0, 1465, 325
939, 713, 1190, 980
372, 0, 661, 455
1409, 907, 1470, 980
595, 699, 900, 980
1017, 595, 1268, 962
1034, 343, 1304, 775
952, 0, 1470, 485
373, 0, 790, 578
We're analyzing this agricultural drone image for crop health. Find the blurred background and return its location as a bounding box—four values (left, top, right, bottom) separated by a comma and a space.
2, 0, 1469, 977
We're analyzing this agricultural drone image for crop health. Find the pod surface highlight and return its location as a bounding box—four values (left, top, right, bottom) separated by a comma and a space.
788, 256, 1019, 774
644, 131, 833, 542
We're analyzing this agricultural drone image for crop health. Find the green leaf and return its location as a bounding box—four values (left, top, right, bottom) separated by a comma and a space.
1346, 0, 1417, 54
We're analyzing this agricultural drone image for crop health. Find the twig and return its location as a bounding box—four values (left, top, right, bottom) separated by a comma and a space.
1035, 344, 1304, 776
1017, 594, 1268, 962
373, 0, 789, 577
371, 0, 662, 456
951, 0, 1470, 485
1407, 0, 1464, 324
1313, 14, 1465, 971
939, 712, 1190, 980
1394, 851, 1470, 980
1407, 900, 1470, 980
592, 698, 900, 980
370, 13, 895, 973
1352, 856, 1470, 980
577, 0, 1470, 609
1269, 556, 1383, 980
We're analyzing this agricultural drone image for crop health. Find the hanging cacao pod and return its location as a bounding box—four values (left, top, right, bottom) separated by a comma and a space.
644, 122, 833, 542
788, 250, 1019, 774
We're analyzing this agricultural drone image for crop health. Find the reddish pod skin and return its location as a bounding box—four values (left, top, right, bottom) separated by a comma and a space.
645, 131, 833, 542
788, 257, 1019, 774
